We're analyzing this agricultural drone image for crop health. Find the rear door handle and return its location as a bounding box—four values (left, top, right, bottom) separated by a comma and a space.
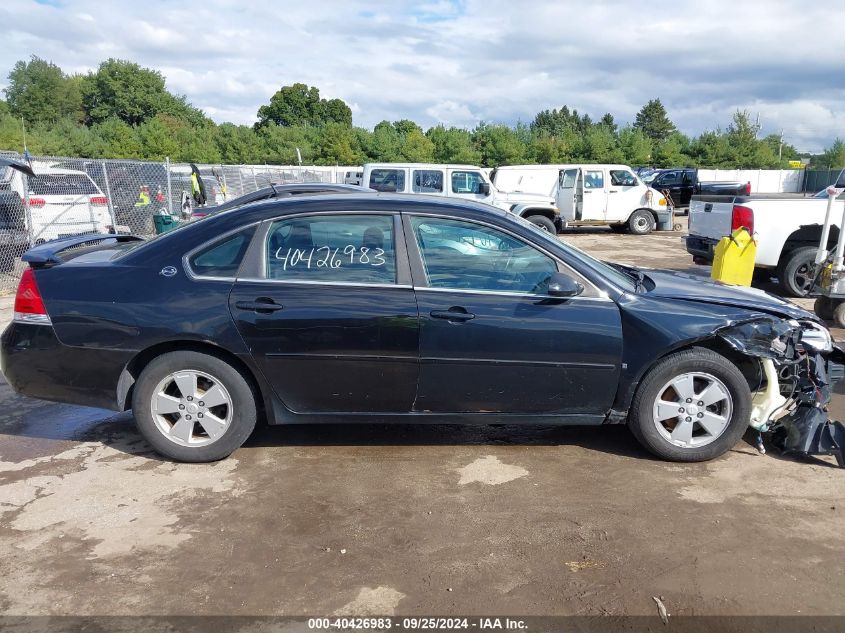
235, 299, 284, 313
430, 308, 475, 322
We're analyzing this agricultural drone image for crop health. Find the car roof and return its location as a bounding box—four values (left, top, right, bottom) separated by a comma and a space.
203, 192, 509, 230
364, 163, 482, 170
198, 183, 374, 215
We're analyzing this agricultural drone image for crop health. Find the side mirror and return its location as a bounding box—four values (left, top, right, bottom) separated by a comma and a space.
477, 182, 491, 196
548, 272, 584, 298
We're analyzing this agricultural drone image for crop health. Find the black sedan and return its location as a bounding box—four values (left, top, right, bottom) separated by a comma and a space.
1, 193, 841, 463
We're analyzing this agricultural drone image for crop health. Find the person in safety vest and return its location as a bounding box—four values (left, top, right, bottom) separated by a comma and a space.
134, 185, 150, 207
190, 163, 207, 207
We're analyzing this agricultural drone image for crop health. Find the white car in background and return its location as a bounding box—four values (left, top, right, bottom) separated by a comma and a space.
11, 167, 112, 242
0, 164, 113, 271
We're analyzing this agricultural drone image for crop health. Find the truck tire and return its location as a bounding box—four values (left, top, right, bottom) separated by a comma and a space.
815, 296, 834, 321
627, 209, 655, 235
777, 247, 816, 298
628, 347, 751, 463
525, 214, 556, 233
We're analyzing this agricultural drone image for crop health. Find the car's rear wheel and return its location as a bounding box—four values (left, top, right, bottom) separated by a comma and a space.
525, 214, 556, 233
627, 209, 655, 235
132, 351, 257, 462
628, 347, 751, 462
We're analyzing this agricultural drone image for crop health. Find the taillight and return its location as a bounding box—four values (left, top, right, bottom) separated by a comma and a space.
731, 204, 754, 235
744, 182, 751, 196
90, 196, 108, 206
25, 197, 46, 208
14, 268, 51, 324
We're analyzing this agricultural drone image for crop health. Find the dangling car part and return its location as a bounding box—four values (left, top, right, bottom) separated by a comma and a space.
717, 316, 845, 467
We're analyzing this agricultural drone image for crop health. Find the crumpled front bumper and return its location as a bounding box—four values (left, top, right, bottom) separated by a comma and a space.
715, 316, 845, 466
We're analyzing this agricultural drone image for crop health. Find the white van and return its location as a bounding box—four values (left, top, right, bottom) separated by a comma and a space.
492, 164, 668, 234
361, 163, 561, 232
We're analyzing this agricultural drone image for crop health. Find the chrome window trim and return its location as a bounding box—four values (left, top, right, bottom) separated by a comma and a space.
236, 277, 412, 290
413, 285, 612, 302
404, 212, 603, 297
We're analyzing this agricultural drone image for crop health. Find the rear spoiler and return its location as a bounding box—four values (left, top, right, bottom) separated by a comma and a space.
22, 233, 145, 268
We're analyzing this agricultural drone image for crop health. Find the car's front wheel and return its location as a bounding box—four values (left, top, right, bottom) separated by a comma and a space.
628, 347, 751, 462
132, 351, 257, 462
627, 209, 655, 235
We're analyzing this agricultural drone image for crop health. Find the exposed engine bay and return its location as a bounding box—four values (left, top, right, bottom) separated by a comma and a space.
717, 317, 845, 467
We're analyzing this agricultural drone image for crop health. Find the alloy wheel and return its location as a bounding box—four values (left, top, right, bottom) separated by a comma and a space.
651, 372, 733, 448
150, 370, 233, 447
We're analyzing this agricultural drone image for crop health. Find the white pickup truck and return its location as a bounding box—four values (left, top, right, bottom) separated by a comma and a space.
685, 169, 845, 297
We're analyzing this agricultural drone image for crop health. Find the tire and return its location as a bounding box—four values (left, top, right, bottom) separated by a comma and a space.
777, 246, 816, 297
833, 301, 845, 329
609, 224, 628, 233
627, 209, 655, 235
131, 351, 257, 462
815, 296, 834, 321
525, 214, 556, 233
628, 347, 752, 462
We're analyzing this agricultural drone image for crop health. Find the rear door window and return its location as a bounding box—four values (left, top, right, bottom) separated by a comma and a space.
412, 169, 444, 193
368, 169, 406, 192
266, 214, 396, 284
188, 227, 256, 278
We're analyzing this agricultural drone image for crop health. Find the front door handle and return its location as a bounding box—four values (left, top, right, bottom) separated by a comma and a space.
430, 308, 475, 322
235, 298, 284, 313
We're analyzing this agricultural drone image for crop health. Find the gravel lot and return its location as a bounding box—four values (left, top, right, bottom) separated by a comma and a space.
1, 219, 844, 621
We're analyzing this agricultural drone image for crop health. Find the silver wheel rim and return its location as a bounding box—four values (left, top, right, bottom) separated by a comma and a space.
635, 216, 649, 231
150, 370, 233, 447
652, 372, 733, 448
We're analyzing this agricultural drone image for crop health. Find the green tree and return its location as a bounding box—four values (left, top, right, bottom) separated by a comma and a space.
92, 117, 142, 158
400, 128, 435, 162
4, 56, 84, 124
473, 123, 525, 166
256, 83, 352, 128
366, 120, 402, 161
618, 126, 652, 165
315, 122, 365, 164
633, 98, 676, 145
815, 139, 845, 170
83, 59, 204, 126
426, 125, 481, 164
214, 123, 264, 164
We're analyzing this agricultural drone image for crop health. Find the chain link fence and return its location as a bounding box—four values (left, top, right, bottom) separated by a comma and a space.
0, 154, 360, 294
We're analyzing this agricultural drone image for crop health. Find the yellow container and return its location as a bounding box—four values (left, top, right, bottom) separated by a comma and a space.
711, 228, 756, 286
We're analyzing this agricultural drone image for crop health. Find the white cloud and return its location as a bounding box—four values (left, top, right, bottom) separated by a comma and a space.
1, 0, 842, 152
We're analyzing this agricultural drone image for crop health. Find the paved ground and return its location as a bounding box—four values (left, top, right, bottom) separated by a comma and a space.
1, 221, 844, 620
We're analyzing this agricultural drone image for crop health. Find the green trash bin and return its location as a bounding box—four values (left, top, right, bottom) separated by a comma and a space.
153, 214, 180, 235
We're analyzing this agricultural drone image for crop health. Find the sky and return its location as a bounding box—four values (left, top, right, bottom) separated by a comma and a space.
1, 0, 844, 153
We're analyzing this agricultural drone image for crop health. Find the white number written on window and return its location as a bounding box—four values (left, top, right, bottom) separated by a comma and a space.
274, 245, 386, 270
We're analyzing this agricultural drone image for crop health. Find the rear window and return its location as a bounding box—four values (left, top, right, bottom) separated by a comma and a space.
188, 227, 255, 278
29, 174, 99, 197
368, 169, 405, 192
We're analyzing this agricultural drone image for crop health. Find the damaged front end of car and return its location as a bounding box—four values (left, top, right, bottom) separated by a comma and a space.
717, 317, 845, 467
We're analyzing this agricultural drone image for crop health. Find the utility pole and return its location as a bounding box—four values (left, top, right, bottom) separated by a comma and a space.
778, 129, 784, 161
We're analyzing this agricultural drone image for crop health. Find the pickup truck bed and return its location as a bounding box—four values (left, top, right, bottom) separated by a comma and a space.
686, 193, 845, 297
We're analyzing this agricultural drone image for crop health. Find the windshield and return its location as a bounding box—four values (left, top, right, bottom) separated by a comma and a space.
509, 213, 636, 290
